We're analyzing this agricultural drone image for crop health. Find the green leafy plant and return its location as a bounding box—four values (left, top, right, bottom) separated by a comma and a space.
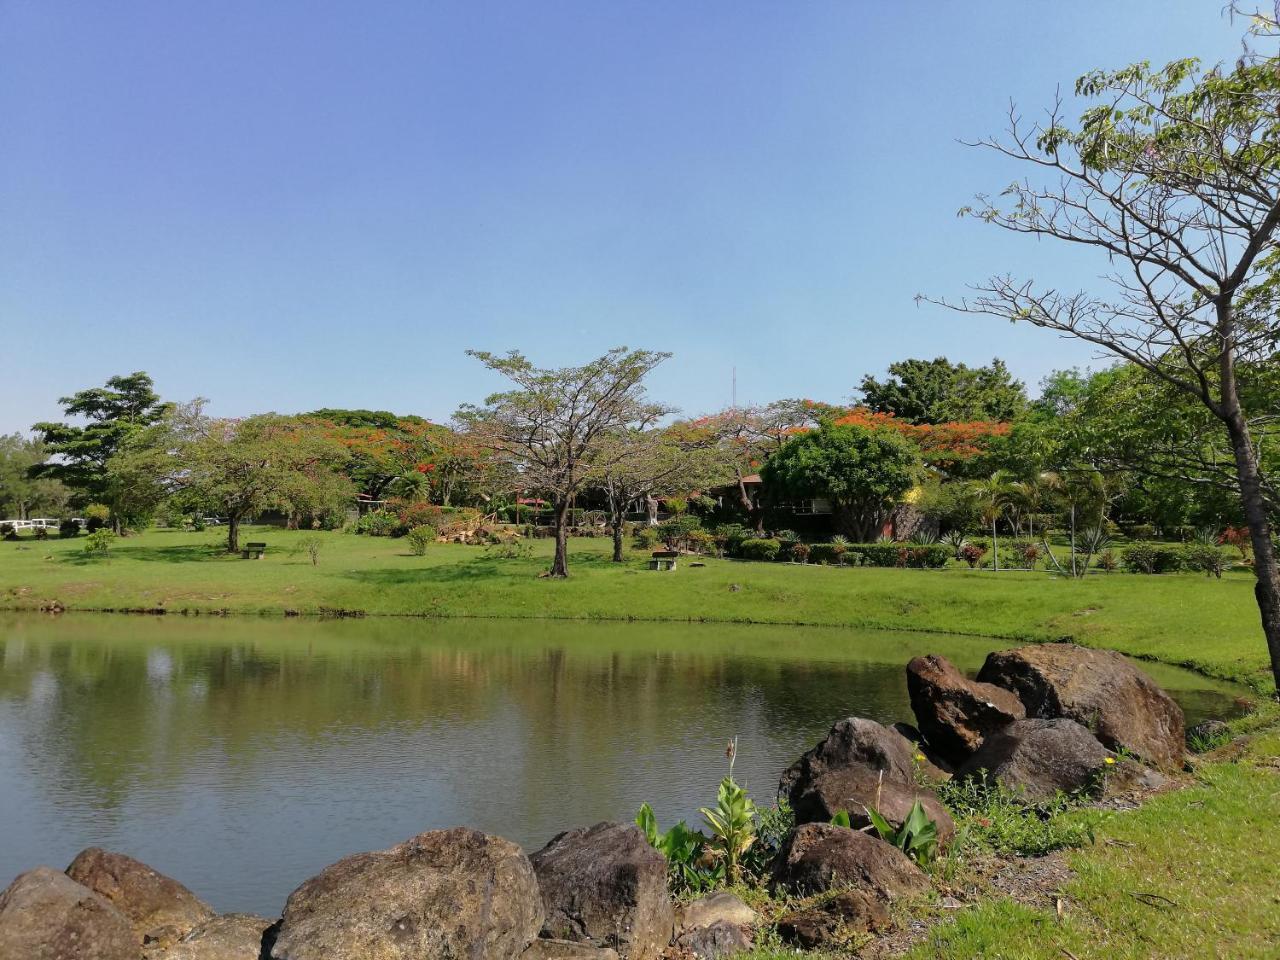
699, 739, 757, 885
405, 524, 436, 555
297, 535, 323, 566
83, 528, 115, 555
635, 804, 721, 893
865, 800, 939, 864
937, 778, 1099, 857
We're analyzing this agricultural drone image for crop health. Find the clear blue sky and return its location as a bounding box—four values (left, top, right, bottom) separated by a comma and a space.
0, 1, 1248, 432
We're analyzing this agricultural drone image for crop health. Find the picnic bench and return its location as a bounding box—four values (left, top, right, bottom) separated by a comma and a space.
648, 550, 678, 571
241, 541, 267, 560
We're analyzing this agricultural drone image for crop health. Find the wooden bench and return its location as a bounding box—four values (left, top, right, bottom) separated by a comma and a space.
241, 542, 267, 560
647, 550, 678, 571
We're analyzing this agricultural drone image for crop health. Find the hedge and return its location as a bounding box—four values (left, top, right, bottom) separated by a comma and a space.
1120, 543, 1184, 574
738, 538, 782, 562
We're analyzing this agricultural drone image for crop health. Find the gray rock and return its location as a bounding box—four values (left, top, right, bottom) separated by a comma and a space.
770, 823, 929, 899
673, 919, 753, 958
789, 765, 955, 848
906, 654, 1025, 764
0, 866, 137, 960
1187, 719, 1230, 750
530, 822, 673, 960
978, 644, 1185, 771
144, 914, 275, 960
779, 717, 919, 802
954, 718, 1112, 801
67, 847, 214, 948
677, 892, 756, 933
269, 826, 543, 960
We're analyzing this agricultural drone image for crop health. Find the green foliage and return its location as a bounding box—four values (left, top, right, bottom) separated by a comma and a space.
297, 536, 323, 566
636, 803, 722, 893
1183, 543, 1230, 578
633, 526, 659, 549
353, 511, 399, 537
937, 778, 1099, 857
59, 519, 80, 538
700, 774, 757, 885
656, 514, 702, 551
853, 543, 951, 568
788, 542, 811, 563
865, 800, 939, 864
760, 423, 921, 541
83, 528, 116, 555
858, 356, 1028, 425
737, 538, 781, 561
405, 525, 436, 555
1120, 543, 1184, 574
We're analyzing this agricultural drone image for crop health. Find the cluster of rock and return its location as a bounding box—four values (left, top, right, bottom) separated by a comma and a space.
0, 642, 1189, 960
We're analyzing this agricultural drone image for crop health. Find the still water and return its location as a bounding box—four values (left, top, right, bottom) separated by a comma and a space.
0, 614, 1245, 915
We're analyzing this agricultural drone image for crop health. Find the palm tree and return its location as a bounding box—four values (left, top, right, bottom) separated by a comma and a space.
1042, 467, 1113, 577
969, 471, 1012, 571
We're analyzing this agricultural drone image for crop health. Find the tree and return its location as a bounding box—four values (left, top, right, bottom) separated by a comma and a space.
185, 414, 353, 552
968, 472, 1012, 571
457, 347, 671, 577
697, 400, 815, 533
31, 372, 169, 528
589, 426, 716, 562
760, 423, 920, 541
935, 51, 1280, 693
0, 434, 68, 520
858, 357, 1027, 424
304, 409, 452, 502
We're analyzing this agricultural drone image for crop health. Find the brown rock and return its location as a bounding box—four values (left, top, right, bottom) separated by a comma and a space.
954, 718, 1112, 801
269, 826, 543, 960
522, 939, 620, 959
789, 766, 955, 848
776, 890, 889, 949
67, 847, 214, 948
977, 644, 1185, 771
0, 866, 137, 960
770, 823, 929, 898
144, 914, 275, 960
530, 822, 673, 960
906, 654, 1025, 763
779, 717, 918, 802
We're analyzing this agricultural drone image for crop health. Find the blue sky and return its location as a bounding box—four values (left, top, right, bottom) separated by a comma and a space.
0, 1, 1249, 432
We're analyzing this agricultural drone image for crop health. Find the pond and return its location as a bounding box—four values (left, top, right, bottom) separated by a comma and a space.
0, 613, 1246, 916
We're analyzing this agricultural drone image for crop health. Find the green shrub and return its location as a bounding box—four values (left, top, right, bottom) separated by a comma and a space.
405, 525, 436, 555
83, 529, 115, 555
1096, 549, 1118, 571
59, 519, 80, 538
850, 543, 950, 568
353, 511, 399, 537
84, 503, 111, 532
789, 542, 811, 563
808, 543, 841, 565
738, 538, 781, 562
634, 526, 659, 549
937, 778, 1100, 857
1121, 542, 1184, 574
1183, 543, 1230, 578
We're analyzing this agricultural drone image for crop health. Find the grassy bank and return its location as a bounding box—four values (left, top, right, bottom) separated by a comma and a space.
0, 526, 1273, 693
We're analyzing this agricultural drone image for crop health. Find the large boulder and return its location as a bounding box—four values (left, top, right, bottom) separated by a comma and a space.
906, 654, 1025, 764
954, 718, 1112, 801
789, 766, 955, 848
269, 827, 543, 960
67, 847, 214, 948
779, 717, 918, 802
144, 914, 276, 960
770, 823, 929, 899
977, 644, 1185, 771
0, 866, 137, 960
529, 821, 673, 960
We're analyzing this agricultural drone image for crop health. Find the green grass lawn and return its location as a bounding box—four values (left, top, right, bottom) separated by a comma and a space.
0, 525, 1273, 693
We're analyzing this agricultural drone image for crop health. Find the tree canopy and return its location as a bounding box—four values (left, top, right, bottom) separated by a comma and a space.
858, 357, 1027, 425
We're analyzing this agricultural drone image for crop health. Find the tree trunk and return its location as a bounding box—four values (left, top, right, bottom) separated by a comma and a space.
991, 517, 998, 571
227, 514, 241, 554
735, 472, 764, 534
550, 498, 570, 577
612, 517, 625, 562
1220, 355, 1280, 695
